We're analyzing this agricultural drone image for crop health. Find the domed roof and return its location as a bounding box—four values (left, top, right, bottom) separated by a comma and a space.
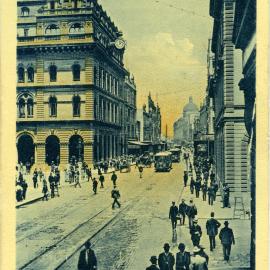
183, 97, 198, 112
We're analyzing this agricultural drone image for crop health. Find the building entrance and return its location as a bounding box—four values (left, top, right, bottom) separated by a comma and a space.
46, 135, 60, 165
69, 135, 84, 163
17, 134, 35, 165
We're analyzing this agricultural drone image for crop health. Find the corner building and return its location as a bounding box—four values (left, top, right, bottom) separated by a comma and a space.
17, 0, 132, 168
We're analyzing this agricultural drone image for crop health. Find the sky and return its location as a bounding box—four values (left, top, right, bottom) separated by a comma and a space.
99, 0, 213, 137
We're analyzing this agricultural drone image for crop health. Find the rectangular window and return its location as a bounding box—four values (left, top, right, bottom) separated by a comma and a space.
24, 28, 29, 37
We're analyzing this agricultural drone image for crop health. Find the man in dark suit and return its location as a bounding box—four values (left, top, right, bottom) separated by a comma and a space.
176, 243, 190, 270
219, 221, 235, 261
169, 201, 178, 230
158, 243, 175, 270
146, 256, 160, 270
206, 212, 221, 251
78, 241, 97, 270
178, 199, 187, 226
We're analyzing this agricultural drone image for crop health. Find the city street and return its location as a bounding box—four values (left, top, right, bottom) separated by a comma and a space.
17, 159, 250, 270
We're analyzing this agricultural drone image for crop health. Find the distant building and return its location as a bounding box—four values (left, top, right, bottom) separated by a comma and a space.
173, 97, 199, 144
132, 94, 162, 154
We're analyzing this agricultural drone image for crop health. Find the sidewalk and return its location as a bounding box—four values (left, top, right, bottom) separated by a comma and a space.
16, 166, 120, 208
179, 153, 251, 269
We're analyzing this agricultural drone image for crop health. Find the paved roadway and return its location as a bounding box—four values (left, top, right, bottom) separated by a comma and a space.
16, 161, 250, 270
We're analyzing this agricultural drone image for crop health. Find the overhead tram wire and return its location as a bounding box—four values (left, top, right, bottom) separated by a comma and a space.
153, 0, 209, 19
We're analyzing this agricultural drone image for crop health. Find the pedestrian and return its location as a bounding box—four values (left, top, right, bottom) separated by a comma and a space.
207, 185, 215, 206
190, 246, 207, 270
75, 171, 81, 188
201, 182, 207, 201
186, 199, 197, 228
190, 177, 195, 195
146, 256, 160, 270
16, 184, 23, 202
176, 243, 190, 270
21, 180, 28, 200
212, 181, 218, 201
86, 167, 92, 181
222, 183, 230, 208
194, 180, 201, 198
33, 174, 38, 189
178, 199, 187, 226
77, 240, 97, 270
99, 173, 105, 188
111, 171, 117, 186
219, 221, 235, 261
158, 243, 175, 270
92, 178, 98, 195
111, 185, 121, 209
139, 165, 144, 178
183, 171, 188, 187
190, 218, 202, 247
169, 201, 178, 230
197, 246, 209, 265
42, 181, 49, 201
206, 212, 221, 251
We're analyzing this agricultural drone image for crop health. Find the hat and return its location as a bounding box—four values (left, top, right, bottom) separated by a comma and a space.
193, 218, 198, 223
224, 221, 229, 225
193, 246, 201, 253
163, 243, 170, 249
182, 199, 185, 202
84, 241, 91, 247
150, 256, 157, 263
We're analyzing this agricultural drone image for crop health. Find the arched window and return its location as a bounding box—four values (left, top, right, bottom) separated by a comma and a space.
18, 66, 25, 83
27, 98, 34, 117
18, 98, 26, 118
49, 65, 57, 82
69, 23, 85, 34
27, 66, 34, 82
21, 7, 30, 16
17, 93, 34, 118
72, 63, 81, 81
49, 96, 57, 117
45, 24, 60, 35
72, 95, 81, 116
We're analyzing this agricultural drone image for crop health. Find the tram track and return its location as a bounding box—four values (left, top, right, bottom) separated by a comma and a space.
17, 170, 157, 270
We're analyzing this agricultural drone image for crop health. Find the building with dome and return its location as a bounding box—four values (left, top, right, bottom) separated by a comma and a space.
173, 97, 199, 144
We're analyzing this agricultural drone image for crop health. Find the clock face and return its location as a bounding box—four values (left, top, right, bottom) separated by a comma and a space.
115, 38, 125, 50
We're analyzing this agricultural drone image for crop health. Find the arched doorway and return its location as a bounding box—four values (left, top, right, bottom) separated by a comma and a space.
45, 135, 60, 165
17, 134, 35, 165
69, 135, 84, 163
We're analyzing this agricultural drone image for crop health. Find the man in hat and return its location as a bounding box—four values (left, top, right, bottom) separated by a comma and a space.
206, 212, 221, 251
77, 241, 97, 270
111, 171, 118, 186
222, 183, 230, 208
190, 246, 207, 269
111, 185, 121, 209
186, 199, 197, 228
146, 256, 160, 270
169, 201, 178, 230
183, 171, 188, 187
158, 243, 175, 270
176, 243, 190, 270
190, 218, 202, 247
178, 199, 187, 226
92, 178, 98, 195
219, 221, 235, 261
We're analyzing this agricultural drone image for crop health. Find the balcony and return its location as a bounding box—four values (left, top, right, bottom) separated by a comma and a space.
17, 33, 94, 46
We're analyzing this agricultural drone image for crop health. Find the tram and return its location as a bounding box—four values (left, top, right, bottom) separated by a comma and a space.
169, 148, 181, 163
154, 152, 172, 172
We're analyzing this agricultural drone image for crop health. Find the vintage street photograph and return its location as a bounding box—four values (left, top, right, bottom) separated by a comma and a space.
14, 0, 257, 269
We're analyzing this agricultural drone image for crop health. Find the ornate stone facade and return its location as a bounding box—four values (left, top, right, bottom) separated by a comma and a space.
16, 0, 136, 168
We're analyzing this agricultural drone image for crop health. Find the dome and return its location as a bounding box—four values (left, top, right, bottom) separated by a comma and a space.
183, 97, 198, 113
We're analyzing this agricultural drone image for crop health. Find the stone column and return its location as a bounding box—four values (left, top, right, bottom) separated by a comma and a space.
36, 143, 45, 169
60, 143, 69, 167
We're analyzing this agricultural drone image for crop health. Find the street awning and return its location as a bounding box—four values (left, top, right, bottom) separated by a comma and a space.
128, 141, 149, 146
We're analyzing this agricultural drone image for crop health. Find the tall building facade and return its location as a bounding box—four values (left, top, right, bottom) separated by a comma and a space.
16, 0, 136, 168
232, 1, 256, 268
173, 97, 199, 144
209, 0, 248, 192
